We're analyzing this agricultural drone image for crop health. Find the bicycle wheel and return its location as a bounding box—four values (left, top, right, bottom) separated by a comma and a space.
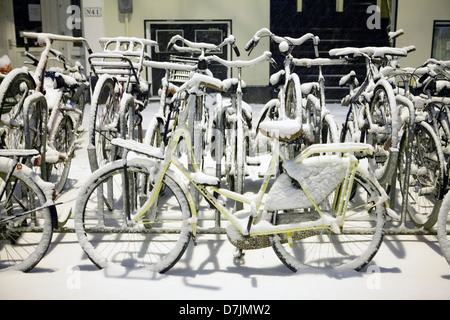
229, 111, 247, 210
436, 105, 450, 157
398, 121, 447, 229
0, 71, 36, 149
270, 170, 387, 272
88, 76, 121, 171
366, 85, 397, 179
47, 114, 75, 195
340, 106, 357, 144
74, 158, 194, 273
145, 117, 164, 149
321, 113, 340, 144
437, 189, 450, 265
0, 158, 54, 272
285, 75, 306, 157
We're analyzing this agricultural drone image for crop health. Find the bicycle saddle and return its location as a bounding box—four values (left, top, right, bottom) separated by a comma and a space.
0, 149, 40, 158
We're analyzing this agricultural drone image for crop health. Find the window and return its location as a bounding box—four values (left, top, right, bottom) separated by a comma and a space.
195, 29, 223, 53
432, 21, 450, 60
156, 30, 184, 53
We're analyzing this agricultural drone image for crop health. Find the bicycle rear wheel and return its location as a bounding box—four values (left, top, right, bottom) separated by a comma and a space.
270, 170, 387, 272
74, 159, 194, 273
398, 121, 447, 229
0, 158, 54, 272
47, 114, 75, 195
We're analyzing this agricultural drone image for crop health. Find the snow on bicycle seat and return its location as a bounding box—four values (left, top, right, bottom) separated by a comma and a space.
258, 118, 302, 142
329, 46, 407, 58
0, 149, 40, 158
111, 138, 164, 159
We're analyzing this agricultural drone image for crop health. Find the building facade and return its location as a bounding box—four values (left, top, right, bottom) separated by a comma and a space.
1, 0, 449, 102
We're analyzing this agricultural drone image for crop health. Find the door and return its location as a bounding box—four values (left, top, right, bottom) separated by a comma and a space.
1, 0, 86, 72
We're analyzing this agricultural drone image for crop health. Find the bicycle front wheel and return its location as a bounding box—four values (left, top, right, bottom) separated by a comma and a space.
270, 170, 387, 272
74, 159, 194, 273
367, 85, 397, 179
437, 190, 450, 265
88, 76, 121, 171
0, 158, 54, 272
398, 121, 447, 229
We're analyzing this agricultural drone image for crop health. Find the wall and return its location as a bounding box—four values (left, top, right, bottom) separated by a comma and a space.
396, 0, 450, 67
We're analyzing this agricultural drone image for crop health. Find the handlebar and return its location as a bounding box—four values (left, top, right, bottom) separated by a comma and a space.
329, 46, 408, 59
388, 29, 404, 41
167, 34, 240, 57
205, 51, 273, 69
245, 28, 315, 55
23, 32, 93, 55
421, 58, 450, 69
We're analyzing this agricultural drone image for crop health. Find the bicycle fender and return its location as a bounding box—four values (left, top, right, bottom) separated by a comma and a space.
143, 115, 165, 145
254, 99, 280, 133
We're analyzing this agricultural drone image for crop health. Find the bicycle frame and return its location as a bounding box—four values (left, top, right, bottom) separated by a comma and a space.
118, 75, 386, 240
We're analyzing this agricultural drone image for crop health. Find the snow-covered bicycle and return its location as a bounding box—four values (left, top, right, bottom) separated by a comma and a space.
0, 149, 57, 272
246, 28, 339, 160
381, 55, 448, 230
330, 45, 412, 185
88, 37, 159, 172
207, 52, 274, 211
165, 34, 240, 173
0, 32, 91, 195
74, 73, 396, 274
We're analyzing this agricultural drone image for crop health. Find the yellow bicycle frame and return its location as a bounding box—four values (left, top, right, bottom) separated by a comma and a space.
132, 86, 386, 239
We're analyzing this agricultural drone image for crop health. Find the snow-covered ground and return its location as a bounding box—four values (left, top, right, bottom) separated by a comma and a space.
0, 102, 449, 300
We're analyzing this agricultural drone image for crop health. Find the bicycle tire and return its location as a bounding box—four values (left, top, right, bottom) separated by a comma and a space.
398, 121, 447, 229
321, 113, 340, 144
74, 158, 194, 273
144, 117, 164, 149
0, 157, 54, 272
270, 170, 387, 272
367, 85, 397, 180
230, 109, 246, 210
437, 189, 450, 265
0, 70, 35, 115
88, 76, 121, 171
285, 75, 306, 158
47, 113, 75, 195
0, 71, 36, 150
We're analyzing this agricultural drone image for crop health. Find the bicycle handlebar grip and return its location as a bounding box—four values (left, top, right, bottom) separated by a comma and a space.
269, 58, 278, 69
233, 45, 241, 57
244, 39, 259, 56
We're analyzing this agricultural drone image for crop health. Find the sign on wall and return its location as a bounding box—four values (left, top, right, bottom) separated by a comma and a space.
85, 7, 102, 17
